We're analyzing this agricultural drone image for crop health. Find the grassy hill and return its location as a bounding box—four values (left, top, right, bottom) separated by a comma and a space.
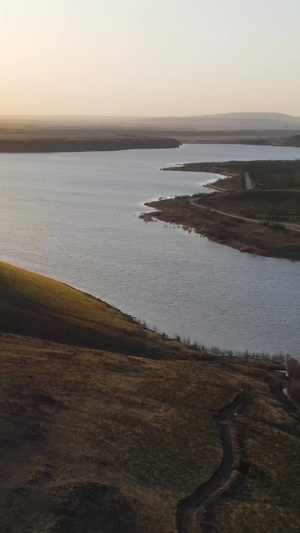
1, 262, 300, 532
0, 261, 192, 359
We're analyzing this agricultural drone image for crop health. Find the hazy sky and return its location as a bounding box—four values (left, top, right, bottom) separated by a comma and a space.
1, 0, 299, 116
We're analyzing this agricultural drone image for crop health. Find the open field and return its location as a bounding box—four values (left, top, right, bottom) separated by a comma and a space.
165, 160, 300, 190
142, 160, 300, 260
0, 117, 300, 151
0, 262, 300, 532
214, 161, 300, 190
207, 190, 300, 220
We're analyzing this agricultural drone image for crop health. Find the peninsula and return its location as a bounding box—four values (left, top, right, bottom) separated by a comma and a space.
0, 136, 181, 153
141, 160, 300, 260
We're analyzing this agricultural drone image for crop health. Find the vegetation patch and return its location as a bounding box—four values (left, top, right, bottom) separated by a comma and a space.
0, 264, 299, 532
144, 160, 300, 260
165, 160, 300, 190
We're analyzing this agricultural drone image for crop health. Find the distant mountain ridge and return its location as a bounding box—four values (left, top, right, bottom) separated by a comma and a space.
1, 112, 300, 131
139, 112, 300, 131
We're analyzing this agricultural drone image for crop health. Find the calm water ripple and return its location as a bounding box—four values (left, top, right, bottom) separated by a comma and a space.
1, 144, 300, 356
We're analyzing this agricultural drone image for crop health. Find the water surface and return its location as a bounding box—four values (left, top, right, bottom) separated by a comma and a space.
1, 144, 300, 356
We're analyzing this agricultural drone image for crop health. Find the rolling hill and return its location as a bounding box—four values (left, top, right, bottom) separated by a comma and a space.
0, 262, 299, 532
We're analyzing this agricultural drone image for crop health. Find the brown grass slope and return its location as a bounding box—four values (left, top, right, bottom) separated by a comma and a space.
0, 261, 192, 359
0, 263, 300, 532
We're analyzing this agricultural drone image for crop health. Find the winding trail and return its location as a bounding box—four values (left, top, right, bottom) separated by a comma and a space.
189, 198, 300, 233
191, 171, 300, 232
245, 172, 253, 190
176, 392, 247, 533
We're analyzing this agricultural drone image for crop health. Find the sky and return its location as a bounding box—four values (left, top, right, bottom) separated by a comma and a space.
0, 0, 300, 117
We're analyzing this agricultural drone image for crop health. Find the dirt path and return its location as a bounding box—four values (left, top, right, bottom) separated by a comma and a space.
176, 392, 247, 533
189, 198, 300, 233
245, 172, 253, 190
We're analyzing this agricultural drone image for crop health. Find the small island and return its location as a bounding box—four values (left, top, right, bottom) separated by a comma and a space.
141, 160, 300, 260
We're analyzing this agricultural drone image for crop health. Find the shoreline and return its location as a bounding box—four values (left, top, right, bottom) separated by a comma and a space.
0, 136, 181, 153
2, 259, 291, 361
141, 163, 300, 260
204, 183, 227, 192
141, 197, 300, 261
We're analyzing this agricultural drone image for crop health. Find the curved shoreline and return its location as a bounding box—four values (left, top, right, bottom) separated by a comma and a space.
141, 196, 300, 260
141, 161, 300, 260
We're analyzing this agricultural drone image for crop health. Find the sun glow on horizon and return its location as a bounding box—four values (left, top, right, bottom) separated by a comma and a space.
0, 0, 299, 117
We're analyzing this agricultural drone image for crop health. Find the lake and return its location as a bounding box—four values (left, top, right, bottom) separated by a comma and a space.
1, 143, 300, 356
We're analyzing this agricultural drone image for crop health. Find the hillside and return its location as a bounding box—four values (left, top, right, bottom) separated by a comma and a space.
0, 261, 190, 359
1, 262, 300, 532
272, 133, 300, 147
139, 112, 300, 131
